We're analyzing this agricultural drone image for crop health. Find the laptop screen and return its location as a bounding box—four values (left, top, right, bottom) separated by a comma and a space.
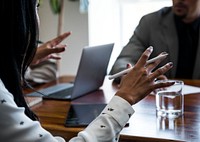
71, 43, 114, 99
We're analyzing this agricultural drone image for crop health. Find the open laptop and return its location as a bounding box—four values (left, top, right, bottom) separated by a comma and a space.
26, 43, 114, 100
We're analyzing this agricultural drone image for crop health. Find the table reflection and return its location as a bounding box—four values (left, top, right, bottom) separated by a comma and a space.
157, 115, 184, 130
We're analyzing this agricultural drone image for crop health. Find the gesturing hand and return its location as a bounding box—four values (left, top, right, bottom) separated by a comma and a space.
116, 46, 174, 105
31, 32, 71, 65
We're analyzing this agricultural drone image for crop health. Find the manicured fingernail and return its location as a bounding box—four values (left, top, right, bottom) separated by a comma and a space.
161, 52, 168, 55
168, 62, 173, 67
126, 63, 132, 68
147, 46, 153, 52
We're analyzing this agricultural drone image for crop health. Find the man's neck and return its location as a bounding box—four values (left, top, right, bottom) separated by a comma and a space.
183, 15, 200, 23
183, 10, 200, 23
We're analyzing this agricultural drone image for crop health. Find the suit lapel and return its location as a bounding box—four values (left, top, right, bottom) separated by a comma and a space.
162, 12, 200, 79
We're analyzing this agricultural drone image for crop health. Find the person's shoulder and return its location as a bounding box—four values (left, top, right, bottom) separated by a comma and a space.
142, 7, 172, 19
0, 79, 14, 100
158, 7, 173, 16
139, 6, 172, 24
0, 79, 7, 92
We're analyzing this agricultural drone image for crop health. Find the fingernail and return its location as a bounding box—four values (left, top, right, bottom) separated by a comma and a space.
147, 46, 153, 52
126, 63, 132, 68
161, 52, 168, 55
168, 62, 173, 67
126, 64, 129, 68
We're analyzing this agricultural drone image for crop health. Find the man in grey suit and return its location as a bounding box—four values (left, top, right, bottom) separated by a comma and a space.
110, 0, 200, 84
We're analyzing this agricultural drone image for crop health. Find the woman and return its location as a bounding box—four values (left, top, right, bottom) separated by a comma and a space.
0, 0, 173, 141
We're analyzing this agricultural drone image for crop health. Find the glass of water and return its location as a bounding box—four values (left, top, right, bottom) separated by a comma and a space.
155, 80, 184, 118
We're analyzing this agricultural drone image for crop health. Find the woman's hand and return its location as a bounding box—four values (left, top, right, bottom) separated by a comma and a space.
31, 32, 71, 65
115, 46, 174, 105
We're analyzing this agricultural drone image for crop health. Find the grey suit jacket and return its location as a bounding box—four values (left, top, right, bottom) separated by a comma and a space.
110, 7, 200, 79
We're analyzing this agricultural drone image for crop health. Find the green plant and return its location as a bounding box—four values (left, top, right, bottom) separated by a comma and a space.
39, 0, 61, 14
49, 0, 61, 14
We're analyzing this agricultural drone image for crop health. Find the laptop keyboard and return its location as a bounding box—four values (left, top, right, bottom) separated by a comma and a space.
46, 86, 73, 99
26, 83, 74, 99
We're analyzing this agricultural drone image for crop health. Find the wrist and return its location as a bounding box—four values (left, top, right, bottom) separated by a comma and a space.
115, 91, 136, 105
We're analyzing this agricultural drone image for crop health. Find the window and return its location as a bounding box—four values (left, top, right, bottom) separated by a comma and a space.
120, 0, 172, 46
88, 0, 172, 71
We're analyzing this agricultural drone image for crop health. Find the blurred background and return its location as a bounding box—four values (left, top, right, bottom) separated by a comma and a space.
38, 0, 172, 76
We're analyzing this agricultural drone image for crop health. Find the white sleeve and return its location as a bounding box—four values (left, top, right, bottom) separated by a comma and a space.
69, 96, 135, 142
0, 79, 64, 142
0, 79, 134, 142
25, 59, 57, 83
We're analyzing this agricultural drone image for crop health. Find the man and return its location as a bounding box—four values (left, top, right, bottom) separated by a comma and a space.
110, 0, 200, 83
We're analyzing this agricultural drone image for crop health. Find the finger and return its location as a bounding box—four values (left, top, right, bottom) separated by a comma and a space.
135, 46, 153, 68
120, 63, 133, 80
126, 63, 132, 69
51, 48, 65, 54
155, 75, 168, 81
54, 44, 67, 48
49, 54, 61, 60
146, 52, 168, 72
48, 45, 66, 54
153, 81, 175, 90
149, 62, 173, 81
50, 32, 71, 46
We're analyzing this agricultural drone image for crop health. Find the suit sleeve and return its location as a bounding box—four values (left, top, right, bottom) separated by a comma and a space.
110, 15, 151, 75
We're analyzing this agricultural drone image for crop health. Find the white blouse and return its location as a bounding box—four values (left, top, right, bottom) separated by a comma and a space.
25, 59, 57, 83
0, 79, 134, 142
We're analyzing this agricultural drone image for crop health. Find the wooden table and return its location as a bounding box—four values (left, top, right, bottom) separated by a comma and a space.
25, 76, 200, 142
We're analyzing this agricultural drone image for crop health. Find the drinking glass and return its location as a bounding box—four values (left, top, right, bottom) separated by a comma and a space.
155, 80, 184, 118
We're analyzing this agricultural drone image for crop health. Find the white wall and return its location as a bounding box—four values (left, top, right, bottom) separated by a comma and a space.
38, 0, 88, 76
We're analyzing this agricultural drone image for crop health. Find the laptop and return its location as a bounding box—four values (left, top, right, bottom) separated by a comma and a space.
26, 43, 114, 100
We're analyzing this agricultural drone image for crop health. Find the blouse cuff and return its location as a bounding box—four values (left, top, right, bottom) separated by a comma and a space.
102, 96, 134, 127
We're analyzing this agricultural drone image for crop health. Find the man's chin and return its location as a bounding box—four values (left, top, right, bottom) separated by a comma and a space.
174, 12, 187, 20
